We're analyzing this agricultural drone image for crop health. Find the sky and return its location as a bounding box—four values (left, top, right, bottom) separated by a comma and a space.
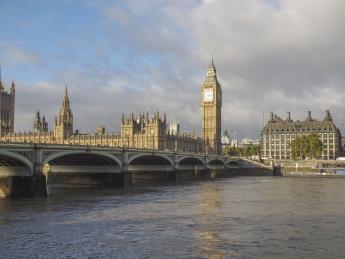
0, 0, 344, 139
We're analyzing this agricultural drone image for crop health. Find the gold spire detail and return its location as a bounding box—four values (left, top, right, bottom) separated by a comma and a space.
206, 58, 216, 78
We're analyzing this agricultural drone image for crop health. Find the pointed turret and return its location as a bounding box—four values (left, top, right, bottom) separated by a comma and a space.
42, 116, 48, 132
33, 111, 42, 133
10, 81, 15, 95
155, 111, 159, 121
121, 113, 125, 124
54, 86, 73, 142
62, 85, 70, 109
208, 58, 216, 70
206, 58, 217, 77
35, 110, 41, 121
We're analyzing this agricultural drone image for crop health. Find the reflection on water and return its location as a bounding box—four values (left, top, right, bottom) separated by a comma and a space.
197, 183, 225, 258
2, 177, 345, 258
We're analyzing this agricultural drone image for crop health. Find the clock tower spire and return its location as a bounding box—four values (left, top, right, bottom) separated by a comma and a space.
201, 59, 222, 155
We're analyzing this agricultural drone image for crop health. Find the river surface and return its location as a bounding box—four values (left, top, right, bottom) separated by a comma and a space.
1, 177, 345, 258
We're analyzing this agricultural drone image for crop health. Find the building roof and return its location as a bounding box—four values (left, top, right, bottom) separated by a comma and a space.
261, 111, 341, 134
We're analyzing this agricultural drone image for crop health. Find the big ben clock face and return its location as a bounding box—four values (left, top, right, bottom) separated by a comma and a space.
204, 89, 214, 102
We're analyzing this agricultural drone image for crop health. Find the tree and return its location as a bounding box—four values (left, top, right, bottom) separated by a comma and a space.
243, 144, 260, 158
291, 135, 308, 160
222, 146, 242, 157
291, 134, 323, 160
307, 134, 323, 159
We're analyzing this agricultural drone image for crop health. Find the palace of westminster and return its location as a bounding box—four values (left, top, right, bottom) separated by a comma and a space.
0, 61, 223, 155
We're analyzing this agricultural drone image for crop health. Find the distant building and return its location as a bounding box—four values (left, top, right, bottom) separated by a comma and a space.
231, 138, 238, 148
222, 130, 240, 148
261, 111, 342, 160
239, 138, 260, 147
221, 130, 231, 145
168, 121, 180, 135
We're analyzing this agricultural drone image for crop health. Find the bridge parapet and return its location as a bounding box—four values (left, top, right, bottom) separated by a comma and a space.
0, 141, 233, 178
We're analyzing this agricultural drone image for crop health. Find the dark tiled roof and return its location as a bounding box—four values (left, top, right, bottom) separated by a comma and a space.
262, 111, 341, 134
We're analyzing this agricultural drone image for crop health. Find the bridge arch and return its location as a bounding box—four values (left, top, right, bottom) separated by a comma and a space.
128, 154, 173, 167
207, 158, 225, 167
43, 151, 122, 172
0, 150, 34, 176
177, 157, 205, 167
228, 160, 239, 167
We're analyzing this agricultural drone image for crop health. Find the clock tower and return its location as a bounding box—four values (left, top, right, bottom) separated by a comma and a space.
201, 59, 222, 155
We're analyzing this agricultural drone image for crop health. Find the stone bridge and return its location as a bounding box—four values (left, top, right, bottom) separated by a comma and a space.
0, 142, 271, 198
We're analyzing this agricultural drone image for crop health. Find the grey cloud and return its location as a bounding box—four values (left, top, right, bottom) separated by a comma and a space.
11, 0, 345, 140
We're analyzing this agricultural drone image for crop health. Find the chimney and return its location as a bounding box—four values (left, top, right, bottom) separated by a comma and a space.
325, 110, 332, 121
308, 111, 312, 119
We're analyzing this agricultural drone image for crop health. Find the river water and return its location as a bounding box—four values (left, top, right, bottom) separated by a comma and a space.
1, 176, 345, 258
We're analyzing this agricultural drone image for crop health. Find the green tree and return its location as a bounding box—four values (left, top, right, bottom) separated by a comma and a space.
291, 135, 308, 160
291, 134, 323, 160
222, 146, 242, 157
307, 134, 323, 159
243, 144, 260, 158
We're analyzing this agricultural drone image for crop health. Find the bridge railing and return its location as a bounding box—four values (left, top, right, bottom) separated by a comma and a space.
0, 141, 227, 160
0, 142, 35, 148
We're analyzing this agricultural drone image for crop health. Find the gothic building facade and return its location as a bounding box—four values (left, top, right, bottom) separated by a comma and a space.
1, 61, 222, 154
261, 111, 342, 160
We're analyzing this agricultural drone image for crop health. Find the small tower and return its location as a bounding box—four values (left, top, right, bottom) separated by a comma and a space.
10, 81, 15, 95
33, 111, 42, 133
33, 111, 48, 133
54, 85, 73, 143
42, 116, 48, 132
0, 66, 15, 137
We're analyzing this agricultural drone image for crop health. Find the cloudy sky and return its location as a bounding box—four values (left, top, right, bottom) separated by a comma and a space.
0, 0, 344, 139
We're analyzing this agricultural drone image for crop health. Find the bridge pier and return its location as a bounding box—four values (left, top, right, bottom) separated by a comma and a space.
0, 175, 47, 198
175, 170, 200, 181
46, 172, 124, 188
128, 170, 176, 186
0, 176, 29, 198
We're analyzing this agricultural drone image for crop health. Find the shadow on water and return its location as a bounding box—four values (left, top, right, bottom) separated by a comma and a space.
0, 179, 212, 213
